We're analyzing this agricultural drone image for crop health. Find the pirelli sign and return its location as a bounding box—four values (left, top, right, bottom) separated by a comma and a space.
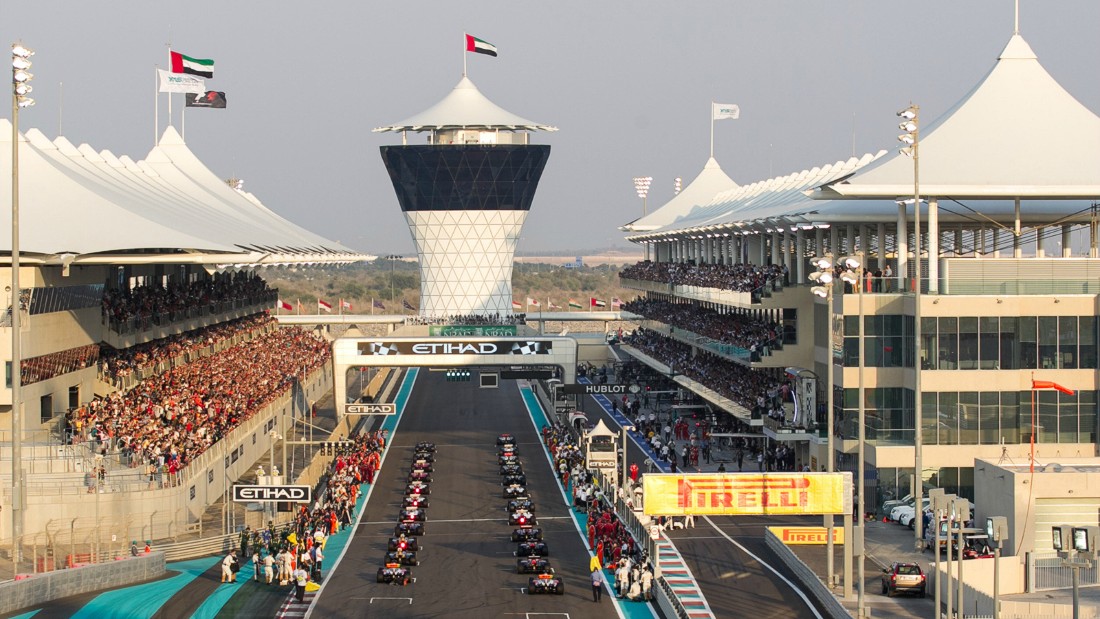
768, 526, 845, 545
642, 472, 852, 516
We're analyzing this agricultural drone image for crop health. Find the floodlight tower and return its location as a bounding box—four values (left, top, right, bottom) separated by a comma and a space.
373, 76, 556, 317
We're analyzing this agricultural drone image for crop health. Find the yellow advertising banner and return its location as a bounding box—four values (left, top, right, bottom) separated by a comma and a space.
768, 526, 845, 545
642, 472, 852, 516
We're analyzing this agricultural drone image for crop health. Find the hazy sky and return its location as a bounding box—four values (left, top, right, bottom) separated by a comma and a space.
2, 1, 1097, 255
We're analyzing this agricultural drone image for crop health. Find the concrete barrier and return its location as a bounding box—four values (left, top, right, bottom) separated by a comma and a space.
0, 552, 166, 616
764, 528, 851, 619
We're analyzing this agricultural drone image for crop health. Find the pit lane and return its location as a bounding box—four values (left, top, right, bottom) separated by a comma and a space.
310, 370, 619, 618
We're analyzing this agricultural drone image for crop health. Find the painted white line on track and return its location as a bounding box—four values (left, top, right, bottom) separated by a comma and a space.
702, 515, 824, 619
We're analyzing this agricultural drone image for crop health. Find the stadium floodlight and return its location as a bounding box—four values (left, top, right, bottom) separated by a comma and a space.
11, 44, 33, 59
810, 256, 833, 270
897, 108, 916, 120
811, 286, 828, 298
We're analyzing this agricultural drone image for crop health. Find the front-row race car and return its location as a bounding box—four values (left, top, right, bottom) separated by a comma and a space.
376, 564, 412, 585
509, 510, 537, 526
387, 536, 420, 552
384, 550, 420, 566
511, 526, 543, 542
496, 433, 515, 446
415, 441, 436, 452
527, 573, 564, 595
515, 540, 549, 557
516, 556, 553, 574
394, 522, 425, 536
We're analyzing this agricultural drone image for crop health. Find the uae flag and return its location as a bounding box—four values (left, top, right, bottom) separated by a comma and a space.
568, 299, 583, 309
170, 51, 214, 78
591, 298, 607, 308
465, 34, 497, 57
318, 299, 333, 312
277, 299, 293, 311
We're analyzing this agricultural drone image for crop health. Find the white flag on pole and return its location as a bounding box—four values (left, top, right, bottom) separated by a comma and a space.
712, 102, 740, 120
158, 69, 205, 94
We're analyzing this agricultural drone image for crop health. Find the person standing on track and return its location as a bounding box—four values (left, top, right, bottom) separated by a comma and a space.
591, 567, 604, 602
293, 565, 309, 602
221, 550, 238, 583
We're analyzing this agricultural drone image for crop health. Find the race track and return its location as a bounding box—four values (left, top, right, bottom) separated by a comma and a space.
311, 370, 619, 619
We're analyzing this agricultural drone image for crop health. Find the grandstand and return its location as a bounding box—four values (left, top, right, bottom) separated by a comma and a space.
0, 123, 372, 572
620, 30, 1100, 528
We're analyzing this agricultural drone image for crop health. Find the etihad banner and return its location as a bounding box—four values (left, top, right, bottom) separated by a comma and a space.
643, 472, 852, 516
768, 526, 845, 545
358, 339, 551, 356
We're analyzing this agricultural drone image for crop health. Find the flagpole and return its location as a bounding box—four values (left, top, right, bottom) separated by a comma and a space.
709, 101, 715, 159
463, 33, 467, 77
166, 45, 173, 130
154, 67, 159, 146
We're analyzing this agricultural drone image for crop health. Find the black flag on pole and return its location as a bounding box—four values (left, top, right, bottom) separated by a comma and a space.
186, 91, 227, 108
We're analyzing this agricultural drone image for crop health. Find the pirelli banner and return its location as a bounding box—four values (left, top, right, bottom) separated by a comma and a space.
643, 472, 853, 517
768, 526, 845, 545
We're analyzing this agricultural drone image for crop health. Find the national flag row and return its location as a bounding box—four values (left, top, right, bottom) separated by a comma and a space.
274, 298, 416, 313
514, 297, 622, 310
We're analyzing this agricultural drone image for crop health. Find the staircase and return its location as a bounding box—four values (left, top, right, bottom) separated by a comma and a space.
655, 536, 715, 619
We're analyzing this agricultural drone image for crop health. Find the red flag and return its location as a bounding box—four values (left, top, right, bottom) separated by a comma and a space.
318, 299, 332, 312
277, 299, 293, 311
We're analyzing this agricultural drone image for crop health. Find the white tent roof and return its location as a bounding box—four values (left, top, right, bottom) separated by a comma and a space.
373, 76, 557, 133
621, 157, 738, 232
823, 34, 1100, 200
0, 121, 372, 267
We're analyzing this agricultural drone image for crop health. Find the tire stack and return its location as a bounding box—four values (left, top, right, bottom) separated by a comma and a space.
377, 441, 435, 586
498, 433, 563, 595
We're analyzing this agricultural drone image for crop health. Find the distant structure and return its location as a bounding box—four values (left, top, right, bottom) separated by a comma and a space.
374, 76, 557, 316
562, 256, 585, 270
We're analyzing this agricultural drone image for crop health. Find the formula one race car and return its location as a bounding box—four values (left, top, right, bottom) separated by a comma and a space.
410, 459, 434, 472
498, 453, 519, 465
403, 495, 430, 510
501, 473, 527, 487
412, 450, 435, 462
400, 508, 427, 523
376, 564, 412, 585
527, 573, 564, 595
415, 442, 436, 452
515, 541, 549, 557
506, 498, 536, 513
394, 521, 425, 536
511, 526, 543, 542
384, 550, 420, 566
509, 510, 538, 527
502, 484, 527, 499
496, 434, 515, 446
408, 470, 432, 483
516, 556, 553, 574
387, 536, 420, 552
500, 463, 523, 476
406, 481, 430, 496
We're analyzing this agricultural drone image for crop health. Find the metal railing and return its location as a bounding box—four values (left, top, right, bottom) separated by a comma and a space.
1029, 549, 1100, 591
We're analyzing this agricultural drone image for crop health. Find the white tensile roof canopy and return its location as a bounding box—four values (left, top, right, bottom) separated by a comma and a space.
373, 76, 557, 133
621, 157, 739, 233
0, 122, 372, 268
821, 34, 1100, 200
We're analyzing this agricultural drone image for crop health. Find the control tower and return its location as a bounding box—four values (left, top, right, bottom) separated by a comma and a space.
374, 76, 556, 317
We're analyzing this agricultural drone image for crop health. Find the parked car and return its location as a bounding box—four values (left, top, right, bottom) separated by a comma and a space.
881, 562, 926, 597
880, 493, 913, 516
890, 498, 929, 523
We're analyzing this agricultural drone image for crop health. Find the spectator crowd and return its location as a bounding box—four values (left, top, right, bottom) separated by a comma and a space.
65, 320, 331, 477
403, 312, 527, 326
102, 273, 276, 328
622, 298, 784, 355
620, 261, 786, 293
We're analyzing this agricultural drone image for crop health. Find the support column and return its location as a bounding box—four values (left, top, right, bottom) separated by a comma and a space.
897, 204, 909, 289
846, 225, 856, 258
815, 228, 824, 259
955, 229, 964, 257
1092, 210, 1098, 258
1014, 198, 1022, 258
829, 226, 839, 261
1037, 227, 1046, 257
758, 234, 767, 265
928, 199, 939, 294
877, 222, 887, 270
993, 229, 1001, 258
771, 232, 781, 266
795, 229, 806, 285
1062, 224, 1072, 257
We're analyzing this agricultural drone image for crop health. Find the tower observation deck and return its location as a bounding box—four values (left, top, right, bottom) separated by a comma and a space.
374, 76, 557, 317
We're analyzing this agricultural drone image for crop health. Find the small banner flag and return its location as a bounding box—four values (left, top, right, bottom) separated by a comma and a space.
591, 298, 607, 308
373, 300, 386, 310
341, 299, 353, 310
277, 299, 293, 311
548, 300, 562, 310
170, 51, 215, 78
713, 102, 740, 120
403, 299, 416, 311
465, 34, 498, 57
527, 298, 541, 308
611, 297, 623, 308
185, 91, 226, 108
158, 69, 205, 94
512, 300, 522, 310
568, 299, 583, 309
318, 299, 333, 313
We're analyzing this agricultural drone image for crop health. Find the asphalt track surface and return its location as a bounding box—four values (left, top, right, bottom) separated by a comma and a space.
579, 387, 826, 619
312, 372, 619, 619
